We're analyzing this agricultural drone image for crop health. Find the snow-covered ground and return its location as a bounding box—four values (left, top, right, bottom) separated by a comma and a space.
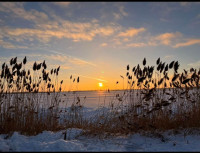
1, 90, 200, 152
1, 128, 200, 152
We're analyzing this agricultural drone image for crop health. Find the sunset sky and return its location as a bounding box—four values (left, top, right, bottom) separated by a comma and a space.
0, 2, 200, 91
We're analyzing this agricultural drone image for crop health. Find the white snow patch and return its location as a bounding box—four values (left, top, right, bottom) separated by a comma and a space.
1, 129, 200, 151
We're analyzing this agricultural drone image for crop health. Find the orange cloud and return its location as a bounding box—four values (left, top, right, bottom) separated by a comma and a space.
126, 41, 157, 48
3, 26, 114, 43
93, 27, 115, 36
118, 27, 146, 37
0, 3, 117, 43
155, 32, 182, 45
52, 2, 71, 7
173, 39, 200, 48
126, 43, 147, 47
101, 43, 108, 47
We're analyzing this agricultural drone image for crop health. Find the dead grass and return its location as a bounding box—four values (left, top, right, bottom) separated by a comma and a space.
77, 57, 200, 137
0, 57, 80, 135
0, 56, 200, 137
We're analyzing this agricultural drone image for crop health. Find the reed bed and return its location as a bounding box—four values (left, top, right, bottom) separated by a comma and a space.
81, 57, 200, 136
0, 56, 200, 137
0, 57, 81, 135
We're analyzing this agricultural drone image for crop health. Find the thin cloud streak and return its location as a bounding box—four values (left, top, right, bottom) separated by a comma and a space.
47, 49, 97, 67
173, 39, 200, 48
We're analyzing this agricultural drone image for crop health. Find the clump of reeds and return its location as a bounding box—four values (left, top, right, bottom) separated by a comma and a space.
1, 56, 200, 137
0, 56, 81, 135
81, 57, 200, 136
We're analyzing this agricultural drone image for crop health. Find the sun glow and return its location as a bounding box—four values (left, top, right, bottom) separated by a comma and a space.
98, 82, 103, 87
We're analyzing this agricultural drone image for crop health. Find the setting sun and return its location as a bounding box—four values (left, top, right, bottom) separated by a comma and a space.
98, 82, 103, 87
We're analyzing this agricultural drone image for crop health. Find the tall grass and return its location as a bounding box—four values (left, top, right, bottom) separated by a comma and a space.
0, 57, 80, 135
0, 56, 200, 137
81, 57, 200, 136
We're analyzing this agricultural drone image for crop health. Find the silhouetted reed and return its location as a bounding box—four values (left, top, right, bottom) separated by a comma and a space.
0, 56, 81, 135
1, 56, 200, 137
83, 57, 200, 136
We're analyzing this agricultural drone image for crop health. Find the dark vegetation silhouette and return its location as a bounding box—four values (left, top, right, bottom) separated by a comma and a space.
0, 56, 200, 136
79, 57, 200, 136
0, 57, 80, 135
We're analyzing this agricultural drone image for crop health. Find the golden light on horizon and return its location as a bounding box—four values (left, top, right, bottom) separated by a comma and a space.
98, 82, 103, 87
